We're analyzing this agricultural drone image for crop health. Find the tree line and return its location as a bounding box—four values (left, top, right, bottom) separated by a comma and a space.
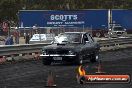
0, 0, 132, 24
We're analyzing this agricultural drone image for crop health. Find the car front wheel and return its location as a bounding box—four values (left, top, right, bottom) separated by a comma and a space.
75, 55, 83, 65
90, 53, 99, 63
42, 58, 51, 65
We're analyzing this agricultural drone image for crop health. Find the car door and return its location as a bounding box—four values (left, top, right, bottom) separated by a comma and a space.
81, 33, 93, 59
87, 33, 100, 53
86, 33, 96, 52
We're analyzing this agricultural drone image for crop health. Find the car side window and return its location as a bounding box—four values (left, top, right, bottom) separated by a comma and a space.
82, 34, 89, 44
87, 34, 94, 42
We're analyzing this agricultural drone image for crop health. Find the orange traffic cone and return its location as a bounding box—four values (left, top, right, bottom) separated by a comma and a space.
96, 60, 105, 74
45, 70, 56, 87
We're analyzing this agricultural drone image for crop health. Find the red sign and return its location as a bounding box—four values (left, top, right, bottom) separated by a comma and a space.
78, 75, 130, 84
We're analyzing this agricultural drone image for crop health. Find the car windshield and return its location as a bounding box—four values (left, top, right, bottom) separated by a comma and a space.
113, 27, 124, 31
53, 33, 82, 44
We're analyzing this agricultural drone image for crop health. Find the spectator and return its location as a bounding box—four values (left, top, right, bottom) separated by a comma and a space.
25, 33, 30, 44
5, 35, 14, 45
10, 35, 14, 45
24, 32, 26, 39
0, 36, 5, 45
14, 30, 20, 44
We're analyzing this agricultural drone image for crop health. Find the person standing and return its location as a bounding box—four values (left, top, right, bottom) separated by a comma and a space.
14, 29, 20, 44
5, 36, 10, 45
5, 35, 14, 45
10, 35, 14, 45
25, 33, 30, 44
24, 32, 26, 39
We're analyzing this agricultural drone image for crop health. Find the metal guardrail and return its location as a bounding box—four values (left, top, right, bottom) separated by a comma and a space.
0, 37, 132, 56
98, 37, 132, 47
0, 43, 51, 56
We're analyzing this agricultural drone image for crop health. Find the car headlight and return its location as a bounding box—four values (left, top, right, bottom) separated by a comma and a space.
109, 29, 111, 31
68, 50, 74, 55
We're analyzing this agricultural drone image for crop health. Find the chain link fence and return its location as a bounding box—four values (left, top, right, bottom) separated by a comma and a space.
49, 27, 93, 36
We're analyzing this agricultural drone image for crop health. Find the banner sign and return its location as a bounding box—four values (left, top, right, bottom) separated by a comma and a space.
112, 10, 132, 29
44, 13, 85, 27
30, 34, 55, 41
19, 10, 108, 28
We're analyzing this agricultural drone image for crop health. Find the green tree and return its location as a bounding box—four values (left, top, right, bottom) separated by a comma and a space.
0, 0, 132, 23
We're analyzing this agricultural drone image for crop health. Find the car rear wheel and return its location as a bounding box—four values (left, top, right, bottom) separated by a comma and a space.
104, 33, 108, 37
42, 58, 51, 65
90, 53, 99, 63
96, 32, 101, 37
123, 32, 127, 37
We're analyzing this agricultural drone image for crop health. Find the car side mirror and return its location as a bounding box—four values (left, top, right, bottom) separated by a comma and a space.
51, 41, 54, 44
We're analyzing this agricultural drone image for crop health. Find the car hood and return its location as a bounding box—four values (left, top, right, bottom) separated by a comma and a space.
43, 43, 81, 50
